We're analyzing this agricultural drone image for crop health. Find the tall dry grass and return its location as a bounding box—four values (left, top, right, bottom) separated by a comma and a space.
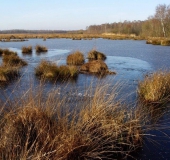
0, 81, 166, 159
87, 50, 106, 60
35, 60, 78, 81
2, 54, 27, 67
67, 51, 85, 65
0, 66, 19, 82
138, 71, 170, 105
35, 45, 48, 53
22, 46, 32, 54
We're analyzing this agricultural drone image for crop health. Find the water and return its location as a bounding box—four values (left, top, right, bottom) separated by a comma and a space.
0, 38, 170, 159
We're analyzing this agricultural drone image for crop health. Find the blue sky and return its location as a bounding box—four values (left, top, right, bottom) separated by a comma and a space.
0, 0, 170, 30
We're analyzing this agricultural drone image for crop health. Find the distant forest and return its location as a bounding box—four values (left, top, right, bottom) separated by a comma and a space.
87, 4, 170, 37
1, 4, 170, 38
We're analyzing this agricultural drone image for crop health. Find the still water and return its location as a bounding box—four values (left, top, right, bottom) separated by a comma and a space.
0, 38, 170, 159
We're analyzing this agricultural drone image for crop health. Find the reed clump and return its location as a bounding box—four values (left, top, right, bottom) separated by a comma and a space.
87, 49, 106, 60
138, 71, 170, 105
35, 60, 78, 80
0, 66, 19, 82
67, 51, 85, 65
35, 45, 48, 53
2, 53, 27, 67
0, 82, 151, 159
22, 46, 32, 54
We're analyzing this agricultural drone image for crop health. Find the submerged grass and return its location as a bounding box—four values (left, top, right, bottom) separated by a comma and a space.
138, 71, 170, 105
0, 81, 167, 159
67, 51, 85, 65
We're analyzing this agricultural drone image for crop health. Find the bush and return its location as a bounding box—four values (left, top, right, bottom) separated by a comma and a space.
35, 45, 48, 53
35, 60, 78, 80
138, 71, 170, 104
87, 50, 106, 60
67, 51, 85, 65
22, 46, 32, 54
0, 66, 19, 82
2, 54, 27, 67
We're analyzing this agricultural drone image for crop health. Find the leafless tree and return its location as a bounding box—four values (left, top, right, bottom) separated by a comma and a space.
155, 4, 169, 37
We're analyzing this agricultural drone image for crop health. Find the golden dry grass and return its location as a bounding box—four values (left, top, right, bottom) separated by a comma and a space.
0, 81, 164, 159
87, 50, 106, 60
67, 51, 85, 65
2, 53, 27, 67
35, 60, 78, 81
35, 45, 48, 53
0, 66, 19, 82
22, 46, 32, 54
138, 71, 170, 105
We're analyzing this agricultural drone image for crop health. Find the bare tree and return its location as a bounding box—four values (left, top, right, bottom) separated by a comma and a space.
155, 4, 168, 37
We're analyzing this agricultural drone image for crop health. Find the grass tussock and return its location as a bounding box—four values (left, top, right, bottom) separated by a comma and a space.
80, 60, 116, 76
67, 51, 85, 65
0, 49, 17, 56
87, 49, 106, 60
2, 54, 27, 67
0, 82, 153, 160
0, 66, 19, 82
138, 71, 170, 105
22, 46, 32, 54
35, 60, 78, 80
35, 45, 48, 53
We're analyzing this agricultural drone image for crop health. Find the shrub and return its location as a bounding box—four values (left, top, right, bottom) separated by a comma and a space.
138, 71, 170, 104
0, 66, 19, 82
22, 46, 32, 54
35, 60, 78, 80
87, 50, 106, 60
35, 45, 48, 53
161, 40, 170, 46
67, 51, 85, 65
2, 54, 27, 67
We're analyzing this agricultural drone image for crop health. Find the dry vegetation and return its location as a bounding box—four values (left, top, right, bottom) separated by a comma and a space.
22, 46, 32, 54
35, 60, 78, 81
87, 50, 106, 60
0, 66, 19, 82
138, 71, 170, 105
0, 82, 162, 160
2, 53, 27, 67
80, 60, 116, 75
35, 45, 48, 53
67, 51, 85, 65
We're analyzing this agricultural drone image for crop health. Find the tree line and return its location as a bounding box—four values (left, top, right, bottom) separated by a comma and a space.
86, 4, 170, 37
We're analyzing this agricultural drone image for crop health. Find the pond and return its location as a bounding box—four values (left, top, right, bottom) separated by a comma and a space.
0, 38, 170, 159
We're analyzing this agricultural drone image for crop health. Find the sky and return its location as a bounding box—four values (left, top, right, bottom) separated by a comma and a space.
0, 0, 170, 30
